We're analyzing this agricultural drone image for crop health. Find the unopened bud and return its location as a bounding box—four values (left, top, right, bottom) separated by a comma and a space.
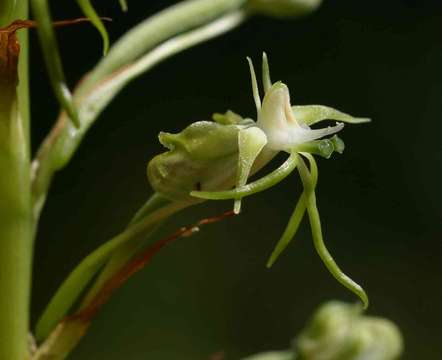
295, 301, 403, 360
148, 120, 243, 202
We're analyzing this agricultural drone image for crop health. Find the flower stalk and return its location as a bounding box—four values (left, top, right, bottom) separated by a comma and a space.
0, 2, 32, 360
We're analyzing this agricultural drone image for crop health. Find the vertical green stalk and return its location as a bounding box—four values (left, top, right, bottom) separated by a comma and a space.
0, 1, 32, 359
0, 0, 15, 26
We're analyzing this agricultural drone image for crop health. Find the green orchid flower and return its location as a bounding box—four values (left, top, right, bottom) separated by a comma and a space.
295, 301, 403, 360
148, 53, 370, 308
241, 301, 403, 360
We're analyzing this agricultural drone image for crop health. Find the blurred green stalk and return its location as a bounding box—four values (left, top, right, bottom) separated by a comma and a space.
0, 1, 32, 359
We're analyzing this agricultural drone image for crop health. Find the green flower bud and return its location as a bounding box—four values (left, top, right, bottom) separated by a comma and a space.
296, 301, 403, 360
147, 120, 245, 202
247, 0, 322, 18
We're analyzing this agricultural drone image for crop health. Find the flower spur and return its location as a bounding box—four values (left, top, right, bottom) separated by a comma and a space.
190, 54, 370, 308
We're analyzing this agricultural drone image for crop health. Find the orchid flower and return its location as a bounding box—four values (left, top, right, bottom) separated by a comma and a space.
189, 54, 370, 308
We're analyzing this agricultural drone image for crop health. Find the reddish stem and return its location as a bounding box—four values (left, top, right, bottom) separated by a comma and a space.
69, 210, 236, 323
0, 17, 112, 33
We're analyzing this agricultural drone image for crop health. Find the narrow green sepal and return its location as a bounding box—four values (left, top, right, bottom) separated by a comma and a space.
267, 152, 318, 268
31, 0, 81, 128
119, 0, 128, 12
76, 0, 110, 56
247, 56, 261, 112
292, 105, 371, 126
262, 52, 272, 93
266, 193, 307, 268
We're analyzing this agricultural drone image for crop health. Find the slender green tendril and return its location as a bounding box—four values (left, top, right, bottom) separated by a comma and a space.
191, 151, 298, 200
119, 0, 128, 12
247, 56, 261, 112
262, 51, 272, 93
296, 153, 369, 309
266, 152, 318, 267
31, 0, 80, 127
76, 0, 110, 55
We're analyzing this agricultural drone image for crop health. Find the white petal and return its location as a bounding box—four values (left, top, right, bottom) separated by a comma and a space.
257, 82, 298, 150
257, 83, 345, 151
291, 122, 345, 144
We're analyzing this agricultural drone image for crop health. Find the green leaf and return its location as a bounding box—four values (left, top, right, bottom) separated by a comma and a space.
266, 151, 318, 267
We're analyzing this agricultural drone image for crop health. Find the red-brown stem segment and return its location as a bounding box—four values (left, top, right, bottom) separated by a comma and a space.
0, 17, 112, 34
32, 210, 235, 360
72, 210, 235, 322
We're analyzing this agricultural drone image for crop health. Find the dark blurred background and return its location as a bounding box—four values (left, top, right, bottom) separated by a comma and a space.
31, 1, 442, 359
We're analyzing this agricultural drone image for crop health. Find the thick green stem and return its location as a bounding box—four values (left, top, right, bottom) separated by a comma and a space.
0, 2, 32, 359
0, 96, 32, 360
